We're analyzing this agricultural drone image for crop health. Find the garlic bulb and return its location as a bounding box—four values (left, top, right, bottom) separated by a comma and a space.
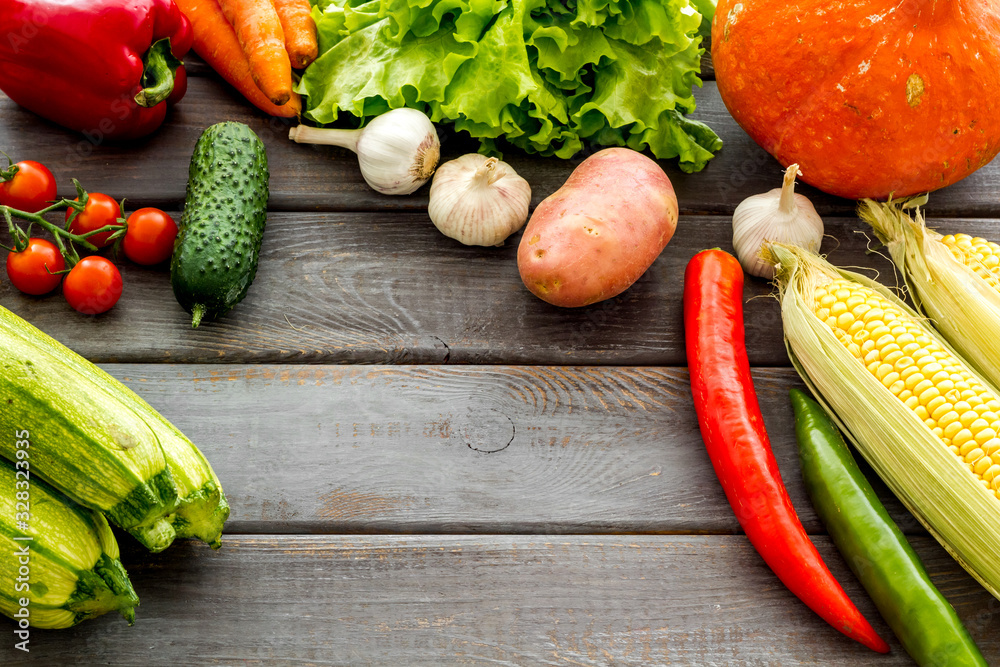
732, 163, 824, 279
428, 154, 532, 246
288, 108, 440, 195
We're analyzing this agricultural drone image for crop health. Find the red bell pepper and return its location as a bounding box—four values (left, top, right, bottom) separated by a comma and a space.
0, 0, 193, 140
683, 248, 889, 653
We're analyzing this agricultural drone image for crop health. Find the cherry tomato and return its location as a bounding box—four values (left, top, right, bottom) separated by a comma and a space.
6, 238, 66, 295
0, 161, 57, 213
123, 208, 178, 265
63, 256, 123, 314
66, 192, 121, 248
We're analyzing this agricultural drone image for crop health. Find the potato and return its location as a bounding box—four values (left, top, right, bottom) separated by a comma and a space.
517, 148, 679, 308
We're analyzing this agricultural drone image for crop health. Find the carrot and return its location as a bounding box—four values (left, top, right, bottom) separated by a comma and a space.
217, 0, 293, 106
272, 0, 319, 69
174, 0, 300, 117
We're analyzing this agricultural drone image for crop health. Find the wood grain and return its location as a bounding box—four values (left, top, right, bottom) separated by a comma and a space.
1, 211, 958, 366
8, 535, 998, 665
5, 27, 998, 667
1, 79, 997, 217
85, 364, 920, 537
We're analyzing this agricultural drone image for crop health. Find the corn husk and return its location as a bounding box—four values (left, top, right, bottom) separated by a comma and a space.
766, 242, 1000, 601
861, 198, 1000, 391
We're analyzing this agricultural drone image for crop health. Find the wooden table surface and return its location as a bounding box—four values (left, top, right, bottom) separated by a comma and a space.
4, 50, 1000, 666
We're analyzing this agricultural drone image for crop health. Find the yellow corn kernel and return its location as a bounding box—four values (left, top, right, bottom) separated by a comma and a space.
883, 350, 905, 366
977, 428, 998, 446
862, 308, 883, 323
961, 411, 980, 428
944, 421, 964, 440
881, 371, 900, 387
919, 387, 941, 406
928, 398, 949, 419
813, 277, 1000, 492
974, 456, 992, 476
954, 430, 975, 449
940, 233, 1000, 292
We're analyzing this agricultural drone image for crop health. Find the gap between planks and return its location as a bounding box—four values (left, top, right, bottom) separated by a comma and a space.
11, 534, 999, 666
93, 363, 924, 537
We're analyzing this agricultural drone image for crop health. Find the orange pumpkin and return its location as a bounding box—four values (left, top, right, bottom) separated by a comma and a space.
712, 0, 1000, 199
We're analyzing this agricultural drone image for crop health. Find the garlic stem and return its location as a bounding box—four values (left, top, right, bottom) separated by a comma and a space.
428, 153, 532, 246
288, 125, 361, 152
288, 108, 440, 195
731, 163, 824, 279
778, 163, 802, 214
473, 157, 501, 187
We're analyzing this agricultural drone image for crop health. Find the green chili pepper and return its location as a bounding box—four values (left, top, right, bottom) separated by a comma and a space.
790, 388, 987, 667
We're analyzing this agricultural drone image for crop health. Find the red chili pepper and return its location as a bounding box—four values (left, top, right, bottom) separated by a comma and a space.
0, 0, 193, 140
683, 248, 889, 654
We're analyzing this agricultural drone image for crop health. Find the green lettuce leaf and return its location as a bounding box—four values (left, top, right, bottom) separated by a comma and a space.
298, 0, 720, 170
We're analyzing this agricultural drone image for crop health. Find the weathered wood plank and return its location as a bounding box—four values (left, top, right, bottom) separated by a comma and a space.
80, 364, 919, 536
7, 535, 998, 665
1, 78, 996, 216
1, 209, 951, 366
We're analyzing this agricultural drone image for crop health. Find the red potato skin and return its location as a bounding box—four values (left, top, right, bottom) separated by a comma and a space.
517, 148, 678, 308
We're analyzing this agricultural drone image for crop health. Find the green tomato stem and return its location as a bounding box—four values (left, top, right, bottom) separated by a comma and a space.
1, 201, 106, 248
0, 150, 19, 183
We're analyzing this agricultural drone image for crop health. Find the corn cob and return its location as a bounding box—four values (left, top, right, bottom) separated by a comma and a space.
861, 199, 1000, 392
941, 233, 1000, 289
0, 305, 228, 550
813, 278, 1000, 494
767, 242, 1000, 601
0, 457, 139, 628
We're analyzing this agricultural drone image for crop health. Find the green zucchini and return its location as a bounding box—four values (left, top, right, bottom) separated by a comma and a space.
0, 305, 227, 552
0, 306, 179, 550
0, 307, 229, 549
171, 121, 269, 328
0, 457, 139, 629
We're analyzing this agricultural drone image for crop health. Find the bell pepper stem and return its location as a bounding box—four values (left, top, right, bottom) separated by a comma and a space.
134, 38, 183, 108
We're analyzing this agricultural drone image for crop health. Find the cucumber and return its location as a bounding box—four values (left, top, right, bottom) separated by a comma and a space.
172, 121, 269, 328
